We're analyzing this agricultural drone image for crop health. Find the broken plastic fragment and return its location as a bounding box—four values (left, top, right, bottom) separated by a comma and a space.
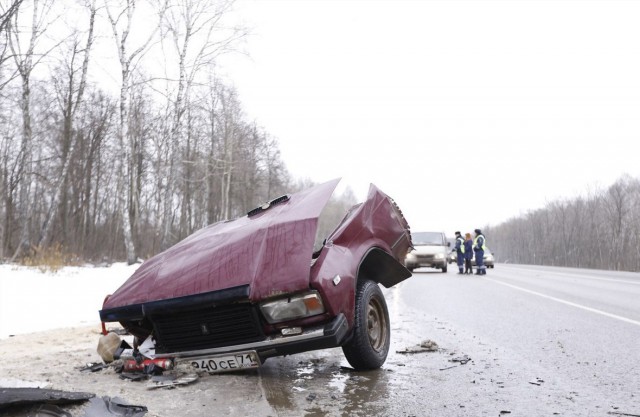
81, 396, 147, 417
146, 373, 198, 390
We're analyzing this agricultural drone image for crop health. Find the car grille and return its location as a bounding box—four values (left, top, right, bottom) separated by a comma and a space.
151, 303, 265, 353
416, 254, 435, 262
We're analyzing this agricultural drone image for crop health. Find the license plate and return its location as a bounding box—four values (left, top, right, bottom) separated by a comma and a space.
189, 351, 260, 373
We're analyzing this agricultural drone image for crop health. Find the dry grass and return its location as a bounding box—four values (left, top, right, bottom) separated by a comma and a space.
20, 243, 80, 273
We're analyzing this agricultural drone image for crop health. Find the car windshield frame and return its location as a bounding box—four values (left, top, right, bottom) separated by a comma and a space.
411, 232, 445, 246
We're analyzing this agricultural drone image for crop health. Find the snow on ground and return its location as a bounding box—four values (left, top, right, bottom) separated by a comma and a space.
0, 263, 140, 339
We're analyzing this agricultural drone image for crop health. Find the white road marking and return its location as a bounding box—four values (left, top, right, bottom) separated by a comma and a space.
498, 266, 640, 286
483, 277, 640, 327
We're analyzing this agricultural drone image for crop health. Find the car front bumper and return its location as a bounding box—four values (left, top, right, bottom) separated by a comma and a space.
406, 258, 447, 269
156, 313, 350, 362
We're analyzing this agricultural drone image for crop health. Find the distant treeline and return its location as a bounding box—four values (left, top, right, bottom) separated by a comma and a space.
485, 175, 640, 272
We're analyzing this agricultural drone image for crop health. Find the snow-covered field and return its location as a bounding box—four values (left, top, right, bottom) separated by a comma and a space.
0, 263, 140, 339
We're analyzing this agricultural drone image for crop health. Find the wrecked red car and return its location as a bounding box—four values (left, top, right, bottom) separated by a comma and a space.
100, 179, 412, 371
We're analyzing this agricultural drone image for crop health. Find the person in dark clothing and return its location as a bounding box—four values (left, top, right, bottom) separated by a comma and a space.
473, 229, 487, 275
464, 232, 473, 274
454, 231, 465, 274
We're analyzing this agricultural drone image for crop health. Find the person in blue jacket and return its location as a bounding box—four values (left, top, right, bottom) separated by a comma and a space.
473, 229, 487, 275
454, 231, 465, 274
464, 232, 473, 274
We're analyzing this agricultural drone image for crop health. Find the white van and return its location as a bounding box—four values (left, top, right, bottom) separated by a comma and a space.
405, 231, 450, 273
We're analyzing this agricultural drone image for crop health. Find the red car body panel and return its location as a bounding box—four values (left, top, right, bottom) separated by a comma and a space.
100, 179, 412, 362
309, 184, 412, 327
103, 179, 340, 310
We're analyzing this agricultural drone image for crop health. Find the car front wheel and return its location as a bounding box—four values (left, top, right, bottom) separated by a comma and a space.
342, 279, 390, 370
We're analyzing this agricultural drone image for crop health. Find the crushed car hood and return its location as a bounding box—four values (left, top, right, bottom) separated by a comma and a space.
103, 179, 340, 309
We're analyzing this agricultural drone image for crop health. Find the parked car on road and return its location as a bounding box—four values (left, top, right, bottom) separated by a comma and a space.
100, 179, 412, 372
404, 231, 449, 273
447, 249, 456, 264
471, 248, 495, 268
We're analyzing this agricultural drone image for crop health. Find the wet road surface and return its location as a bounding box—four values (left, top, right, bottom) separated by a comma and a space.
233, 264, 640, 416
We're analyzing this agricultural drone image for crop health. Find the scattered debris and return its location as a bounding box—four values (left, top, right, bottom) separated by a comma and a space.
306, 393, 317, 402
119, 373, 148, 382
0, 388, 94, 410
500, 411, 512, 415
439, 366, 457, 371
97, 332, 122, 363
607, 412, 640, 417
397, 339, 439, 354
78, 362, 110, 373
123, 358, 173, 373
449, 355, 471, 365
147, 373, 198, 389
529, 378, 545, 386
81, 396, 147, 417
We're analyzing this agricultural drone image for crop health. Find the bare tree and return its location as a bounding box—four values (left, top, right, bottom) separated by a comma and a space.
7, 0, 56, 260
36, 0, 96, 249
0, 0, 23, 90
105, 0, 167, 264
158, 0, 244, 248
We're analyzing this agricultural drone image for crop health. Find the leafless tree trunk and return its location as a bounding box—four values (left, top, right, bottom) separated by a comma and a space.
7, 0, 54, 260
105, 0, 166, 264
36, 0, 96, 249
0, 0, 23, 90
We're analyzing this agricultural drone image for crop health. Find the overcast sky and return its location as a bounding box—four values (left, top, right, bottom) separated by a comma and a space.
220, 0, 640, 235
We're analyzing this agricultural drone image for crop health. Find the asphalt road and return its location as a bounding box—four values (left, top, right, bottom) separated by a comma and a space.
392, 264, 640, 416
249, 264, 640, 416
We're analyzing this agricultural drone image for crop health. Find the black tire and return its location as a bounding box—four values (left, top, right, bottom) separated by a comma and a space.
441, 265, 447, 273
342, 279, 390, 370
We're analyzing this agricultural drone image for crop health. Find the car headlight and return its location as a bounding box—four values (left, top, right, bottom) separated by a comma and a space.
434, 253, 445, 259
485, 255, 494, 261
406, 252, 417, 261
260, 291, 325, 324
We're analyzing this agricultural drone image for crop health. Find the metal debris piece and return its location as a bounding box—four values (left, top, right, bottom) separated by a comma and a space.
449, 355, 471, 365
396, 339, 439, 354
529, 378, 545, 386
78, 362, 110, 373
439, 366, 457, 371
306, 393, 317, 402
0, 388, 94, 410
119, 373, 148, 382
146, 373, 198, 389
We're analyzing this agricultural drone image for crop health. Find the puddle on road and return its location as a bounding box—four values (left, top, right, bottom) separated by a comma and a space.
257, 352, 395, 416
254, 285, 439, 416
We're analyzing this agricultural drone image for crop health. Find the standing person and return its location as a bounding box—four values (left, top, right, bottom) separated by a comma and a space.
473, 229, 487, 275
454, 231, 465, 274
464, 233, 473, 274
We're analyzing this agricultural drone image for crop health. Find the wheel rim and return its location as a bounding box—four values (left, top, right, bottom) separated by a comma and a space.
366, 296, 388, 352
